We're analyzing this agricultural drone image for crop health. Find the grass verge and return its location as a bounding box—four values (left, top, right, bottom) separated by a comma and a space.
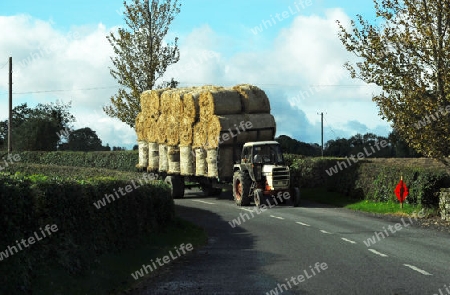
31, 217, 208, 295
301, 187, 427, 216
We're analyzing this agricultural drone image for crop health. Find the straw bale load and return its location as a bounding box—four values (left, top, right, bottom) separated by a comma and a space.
136, 84, 276, 179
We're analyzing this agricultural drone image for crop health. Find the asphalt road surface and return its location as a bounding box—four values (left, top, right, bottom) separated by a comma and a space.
128, 187, 450, 295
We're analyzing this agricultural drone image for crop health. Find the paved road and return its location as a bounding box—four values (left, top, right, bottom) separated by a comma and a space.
129, 188, 450, 295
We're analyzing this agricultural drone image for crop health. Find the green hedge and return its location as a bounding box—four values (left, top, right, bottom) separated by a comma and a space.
288, 156, 450, 207
17, 151, 139, 172
0, 164, 172, 293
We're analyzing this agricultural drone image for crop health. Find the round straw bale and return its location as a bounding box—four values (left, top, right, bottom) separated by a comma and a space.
207, 148, 218, 177
233, 84, 271, 113
167, 146, 181, 174
195, 148, 207, 176
147, 142, 159, 171
159, 144, 168, 172
180, 145, 195, 176
199, 88, 242, 121
137, 140, 149, 168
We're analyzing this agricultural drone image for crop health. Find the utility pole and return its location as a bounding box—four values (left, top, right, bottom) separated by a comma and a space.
318, 112, 323, 157
8, 57, 12, 154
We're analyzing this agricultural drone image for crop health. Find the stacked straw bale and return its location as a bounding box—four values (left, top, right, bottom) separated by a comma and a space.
135, 84, 275, 179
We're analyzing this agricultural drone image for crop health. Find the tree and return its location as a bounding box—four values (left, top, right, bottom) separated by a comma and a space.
0, 102, 75, 151
104, 0, 181, 128
59, 127, 107, 151
337, 0, 450, 159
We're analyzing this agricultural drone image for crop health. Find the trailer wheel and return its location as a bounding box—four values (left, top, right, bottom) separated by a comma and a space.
165, 176, 185, 199
233, 171, 251, 206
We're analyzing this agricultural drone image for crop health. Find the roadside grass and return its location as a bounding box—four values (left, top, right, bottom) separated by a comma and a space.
32, 217, 208, 295
301, 187, 424, 216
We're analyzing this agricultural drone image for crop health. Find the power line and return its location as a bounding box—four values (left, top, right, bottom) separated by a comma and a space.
9, 86, 119, 95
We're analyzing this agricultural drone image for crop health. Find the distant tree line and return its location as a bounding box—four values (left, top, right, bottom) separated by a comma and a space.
276, 131, 422, 158
0, 103, 126, 152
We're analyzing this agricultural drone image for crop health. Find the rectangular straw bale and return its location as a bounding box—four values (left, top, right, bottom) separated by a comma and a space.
160, 89, 174, 114
179, 116, 195, 146
143, 115, 158, 142
156, 114, 169, 144
167, 145, 181, 174
147, 142, 159, 171
135, 112, 145, 141
192, 121, 208, 148
199, 88, 242, 121
140, 89, 165, 120
180, 145, 195, 176
182, 90, 202, 120
233, 84, 271, 113
166, 115, 180, 146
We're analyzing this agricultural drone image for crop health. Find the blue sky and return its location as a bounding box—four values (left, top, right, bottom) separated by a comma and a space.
0, 0, 389, 149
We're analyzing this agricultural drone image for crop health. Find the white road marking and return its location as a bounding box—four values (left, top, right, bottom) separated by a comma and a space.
320, 230, 331, 234
341, 238, 356, 244
270, 215, 284, 220
191, 200, 215, 205
296, 221, 310, 227
403, 264, 432, 276
240, 208, 256, 213
368, 249, 388, 257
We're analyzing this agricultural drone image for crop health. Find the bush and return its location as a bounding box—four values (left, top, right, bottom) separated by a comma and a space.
288, 157, 450, 207
18, 151, 139, 172
0, 165, 172, 293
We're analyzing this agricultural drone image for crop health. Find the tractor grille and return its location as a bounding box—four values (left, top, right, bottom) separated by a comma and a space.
272, 167, 290, 188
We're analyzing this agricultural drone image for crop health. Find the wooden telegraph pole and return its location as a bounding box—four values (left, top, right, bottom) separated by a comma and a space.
8, 57, 12, 154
